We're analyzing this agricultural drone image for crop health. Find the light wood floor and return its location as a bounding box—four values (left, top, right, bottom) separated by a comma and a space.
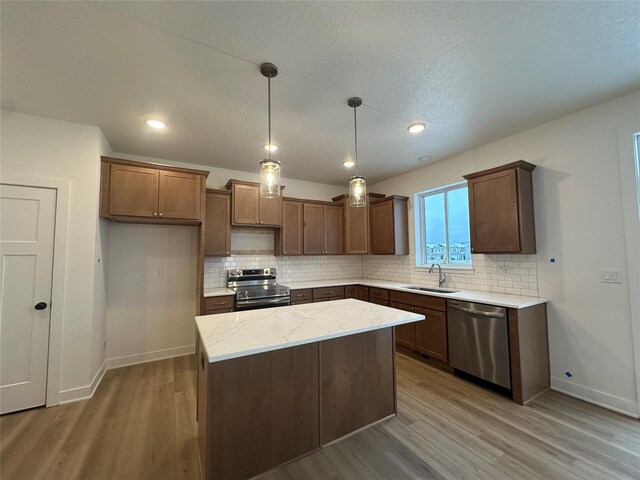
2, 354, 639, 480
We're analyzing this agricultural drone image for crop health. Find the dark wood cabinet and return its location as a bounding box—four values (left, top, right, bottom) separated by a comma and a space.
303, 202, 344, 255
389, 291, 446, 359
291, 289, 313, 305
204, 295, 235, 315
370, 196, 409, 255
464, 161, 536, 254
100, 157, 207, 224
323, 205, 344, 255
331, 193, 384, 254
415, 307, 447, 362
204, 190, 231, 256
226, 180, 283, 227
356, 285, 370, 302
345, 285, 357, 298
275, 200, 304, 255
312, 286, 345, 302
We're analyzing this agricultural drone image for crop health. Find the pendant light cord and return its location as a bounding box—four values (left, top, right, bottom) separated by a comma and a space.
268, 75, 272, 161
353, 105, 359, 176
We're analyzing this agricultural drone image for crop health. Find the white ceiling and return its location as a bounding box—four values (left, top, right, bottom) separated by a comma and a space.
2, 1, 639, 185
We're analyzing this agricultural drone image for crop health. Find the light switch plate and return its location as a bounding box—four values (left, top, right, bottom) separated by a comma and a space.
601, 269, 622, 284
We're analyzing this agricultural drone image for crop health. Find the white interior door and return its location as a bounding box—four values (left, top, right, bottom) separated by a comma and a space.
0, 185, 56, 414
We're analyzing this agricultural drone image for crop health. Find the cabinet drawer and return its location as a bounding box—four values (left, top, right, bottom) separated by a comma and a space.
313, 286, 345, 300
389, 290, 446, 312
205, 296, 235, 311
369, 297, 389, 307
291, 289, 312, 302
205, 308, 234, 315
369, 287, 389, 301
314, 296, 345, 303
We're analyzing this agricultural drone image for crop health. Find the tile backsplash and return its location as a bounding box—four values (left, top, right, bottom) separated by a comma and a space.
361, 254, 538, 297
204, 253, 538, 297
204, 255, 363, 289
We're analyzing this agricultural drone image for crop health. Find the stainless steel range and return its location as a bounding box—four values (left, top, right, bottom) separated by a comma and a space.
227, 268, 291, 311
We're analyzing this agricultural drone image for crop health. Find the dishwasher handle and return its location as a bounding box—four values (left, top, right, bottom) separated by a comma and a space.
448, 304, 505, 318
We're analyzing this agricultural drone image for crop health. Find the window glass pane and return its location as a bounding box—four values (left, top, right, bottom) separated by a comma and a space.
446, 188, 471, 265
424, 192, 446, 264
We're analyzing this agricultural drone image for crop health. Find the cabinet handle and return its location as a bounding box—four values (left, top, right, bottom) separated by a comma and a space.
226, 251, 230, 255
159, 212, 163, 216
295, 294, 304, 297
154, 212, 158, 216
215, 301, 225, 305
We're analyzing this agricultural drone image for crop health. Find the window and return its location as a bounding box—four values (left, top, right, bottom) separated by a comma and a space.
415, 182, 472, 268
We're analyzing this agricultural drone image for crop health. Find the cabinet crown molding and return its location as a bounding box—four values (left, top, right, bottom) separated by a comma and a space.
101, 156, 209, 177
463, 160, 536, 180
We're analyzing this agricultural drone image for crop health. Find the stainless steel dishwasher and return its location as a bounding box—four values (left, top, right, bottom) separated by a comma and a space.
447, 300, 511, 389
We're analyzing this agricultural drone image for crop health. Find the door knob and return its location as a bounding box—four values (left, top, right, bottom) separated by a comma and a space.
34, 302, 48, 310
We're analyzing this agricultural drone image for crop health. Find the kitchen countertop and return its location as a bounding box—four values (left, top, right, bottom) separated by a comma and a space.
203, 287, 235, 297
282, 278, 548, 309
195, 298, 424, 363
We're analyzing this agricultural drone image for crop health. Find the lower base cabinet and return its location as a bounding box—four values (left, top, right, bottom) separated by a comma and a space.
197, 329, 395, 480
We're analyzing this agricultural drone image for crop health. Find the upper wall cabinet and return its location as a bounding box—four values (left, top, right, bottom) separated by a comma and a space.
225, 180, 282, 227
332, 193, 385, 255
463, 161, 536, 254
370, 196, 409, 255
205, 189, 231, 256
100, 157, 207, 224
275, 200, 304, 255
302, 202, 344, 255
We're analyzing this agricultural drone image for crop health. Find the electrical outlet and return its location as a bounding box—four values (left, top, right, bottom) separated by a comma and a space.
498, 266, 511, 275
156, 268, 164, 279
601, 269, 622, 284
103, 340, 107, 353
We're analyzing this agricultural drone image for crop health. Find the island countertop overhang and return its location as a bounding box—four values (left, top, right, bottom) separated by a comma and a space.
195, 298, 424, 363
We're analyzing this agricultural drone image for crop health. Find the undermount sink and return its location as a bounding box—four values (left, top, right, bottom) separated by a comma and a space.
403, 286, 461, 294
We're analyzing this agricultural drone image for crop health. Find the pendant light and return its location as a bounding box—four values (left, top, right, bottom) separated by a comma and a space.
347, 97, 367, 207
259, 62, 281, 198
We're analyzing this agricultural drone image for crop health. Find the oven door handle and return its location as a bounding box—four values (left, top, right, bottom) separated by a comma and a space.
235, 296, 291, 308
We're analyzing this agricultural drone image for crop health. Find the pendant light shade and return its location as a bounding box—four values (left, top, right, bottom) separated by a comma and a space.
259, 62, 281, 198
259, 159, 281, 198
349, 175, 367, 207
347, 97, 366, 207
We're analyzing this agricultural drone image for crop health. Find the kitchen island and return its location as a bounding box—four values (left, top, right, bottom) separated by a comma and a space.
195, 299, 424, 480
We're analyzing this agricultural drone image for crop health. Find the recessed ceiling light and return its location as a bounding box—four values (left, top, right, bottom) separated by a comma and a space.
417, 155, 433, 162
407, 122, 426, 134
264, 143, 278, 152
343, 159, 355, 168
146, 119, 166, 129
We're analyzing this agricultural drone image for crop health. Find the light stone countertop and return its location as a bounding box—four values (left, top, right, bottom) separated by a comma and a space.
281, 278, 549, 309
196, 298, 424, 363
203, 287, 235, 297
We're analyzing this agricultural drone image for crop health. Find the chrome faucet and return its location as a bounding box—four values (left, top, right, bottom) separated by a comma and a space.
429, 263, 447, 288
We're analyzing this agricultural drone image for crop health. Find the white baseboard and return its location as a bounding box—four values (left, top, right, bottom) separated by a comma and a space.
57, 345, 195, 405
106, 345, 195, 370
59, 360, 107, 405
551, 376, 639, 419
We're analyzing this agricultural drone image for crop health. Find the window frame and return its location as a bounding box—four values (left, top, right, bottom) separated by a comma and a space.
414, 180, 473, 271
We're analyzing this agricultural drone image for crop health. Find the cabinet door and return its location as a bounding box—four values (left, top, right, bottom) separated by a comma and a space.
323, 205, 344, 255
158, 170, 202, 220
259, 195, 283, 226
345, 204, 369, 254
303, 203, 324, 255
370, 200, 395, 254
232, 184, 260, 225
390, 301, 416, 349
108, 164, 159, 217
356, 286, 369, 302
415, 307, 447, 361
280, 201, 303, 254
205, 193, 231, 256
468, 169, 520, 253
345, 285, 357, 298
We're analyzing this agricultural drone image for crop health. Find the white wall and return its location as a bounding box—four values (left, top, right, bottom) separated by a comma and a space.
105, 224, 198, 366
369, 90, 640, 416
0, 110, 107, 399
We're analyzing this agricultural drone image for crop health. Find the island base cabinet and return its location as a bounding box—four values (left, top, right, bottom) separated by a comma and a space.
197, 328, 397, 480
320, 328, 396, 444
